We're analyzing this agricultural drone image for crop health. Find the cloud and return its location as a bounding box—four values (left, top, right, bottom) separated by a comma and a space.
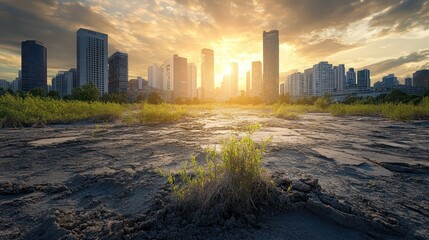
361, 49, 429, 74
0, 0, 428, 82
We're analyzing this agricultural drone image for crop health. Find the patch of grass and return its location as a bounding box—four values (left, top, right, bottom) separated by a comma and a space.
329, 97, 429, 121
168, 124, 277, 216
0, 94, 124, 127
123, 102, 193, 124
272, 104, 323, 120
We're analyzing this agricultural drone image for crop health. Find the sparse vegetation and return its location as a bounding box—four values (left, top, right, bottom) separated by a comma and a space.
0, 94, 124, 127
123, 102, 193, 124
167, 124, 277, 216
329, 97, 429, 121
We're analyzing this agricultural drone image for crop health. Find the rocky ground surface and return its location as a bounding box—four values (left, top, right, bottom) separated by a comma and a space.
0, 109, 428, 239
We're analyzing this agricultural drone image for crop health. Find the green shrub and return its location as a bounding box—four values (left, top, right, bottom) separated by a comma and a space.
168, 124, 276, 215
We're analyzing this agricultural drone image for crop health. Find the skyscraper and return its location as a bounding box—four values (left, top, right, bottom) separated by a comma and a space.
303, 68, 314, 96
285, 72, 304, 97
413, 70, 429, 90
246, 71, 250, 96
201, 48, 214, 101
346, 68, 356, 88
313, 61, 334, 96
148, 64, 161, 89
77, 28, 108, 95
251, 61, 263, 97
357, 69, 371, 90
21, 40, 47, 91
188, 63, 197, 99
333, 64, 345, 91
108, 51, 128, 94
163, 55, 188, 99
263, 30, 279, 102
230, 62, 238, 98
405, 77, 413, 86
52, 69, 75, 97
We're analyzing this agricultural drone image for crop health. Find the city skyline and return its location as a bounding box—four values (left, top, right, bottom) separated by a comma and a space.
0, 0, 429, 89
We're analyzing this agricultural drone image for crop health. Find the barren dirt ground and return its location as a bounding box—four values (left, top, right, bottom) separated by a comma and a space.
0, 109, 428, 239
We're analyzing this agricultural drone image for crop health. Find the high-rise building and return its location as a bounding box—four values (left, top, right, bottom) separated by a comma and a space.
333, 64, 345, 91
77, 28, 108, 95
405, 77, 413, 86
357, 69, 371, 90
163, 55, 188, 99
52, 69, 75, 97
303, 68, 314, 96
285, 72, 304, 97
148, 64, 162, 89
0, 79, 10, 90
413, 70, 429, 90
346, 68, 356, 88
251, 61, 263, 97
201, 48, 214, 100
246, 71, 250, 96
230, 62, 239, 98
313, 61, 334, 96
221, 74, 230, 101
21, 40, 47, 91
69, 68, 78, 89
382, 74, 399, 88
188, 63, 197, 99
263, 30, 279, 101
108, 51, 128, 94
279, 83, 285, 95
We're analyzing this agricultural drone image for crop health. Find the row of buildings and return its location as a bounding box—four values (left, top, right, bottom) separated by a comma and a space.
281, 61, 429, 98
4, 29, 280, 103
3, 29, 132, 98
145, 30, 280, 102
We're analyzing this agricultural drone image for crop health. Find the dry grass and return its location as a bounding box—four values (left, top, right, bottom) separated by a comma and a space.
167, 124, 278, 216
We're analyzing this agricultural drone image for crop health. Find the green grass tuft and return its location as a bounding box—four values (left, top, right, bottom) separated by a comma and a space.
168, 124, 277, 215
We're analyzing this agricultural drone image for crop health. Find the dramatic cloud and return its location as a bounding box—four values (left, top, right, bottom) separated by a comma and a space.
0, 0, 428, 87
362, 49, 429, 77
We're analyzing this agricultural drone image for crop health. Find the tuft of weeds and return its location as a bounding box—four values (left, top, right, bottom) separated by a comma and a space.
167, 124, 277, 217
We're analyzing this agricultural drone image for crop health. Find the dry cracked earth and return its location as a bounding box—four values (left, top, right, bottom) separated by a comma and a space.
0, 109, 428, 239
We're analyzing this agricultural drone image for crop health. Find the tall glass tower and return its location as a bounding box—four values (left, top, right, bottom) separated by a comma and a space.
21, 40, 47, 91
77, 28, 108, 95
263, 30, 279, 102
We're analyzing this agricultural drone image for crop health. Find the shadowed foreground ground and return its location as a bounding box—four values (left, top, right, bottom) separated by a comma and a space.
0, 109, 428, 239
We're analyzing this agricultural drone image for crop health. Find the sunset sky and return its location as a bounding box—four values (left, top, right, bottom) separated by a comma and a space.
0, 0, 428, 89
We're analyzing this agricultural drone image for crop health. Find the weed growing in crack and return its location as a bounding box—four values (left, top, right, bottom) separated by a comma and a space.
167, 124, 277, 216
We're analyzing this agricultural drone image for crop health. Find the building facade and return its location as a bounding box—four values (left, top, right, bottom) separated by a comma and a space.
108, 51, 128, 94
346, 68, 356, 88
263, 30, 279, 101
187, 63, 197, 99
52, 69, 75, 98
251, 61, 263, 97
77, 28, 108, 95
357, 69, 371, 90
303, 68, 314, 96
313, 61, 334, 96
285, 72, 304, 97
413, 70, 429, 90
201, 48, 214, 101
229, 62, 239, 98
21, 40, 47, 92
333, 64, 345, 91
148, 64, 162, 89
